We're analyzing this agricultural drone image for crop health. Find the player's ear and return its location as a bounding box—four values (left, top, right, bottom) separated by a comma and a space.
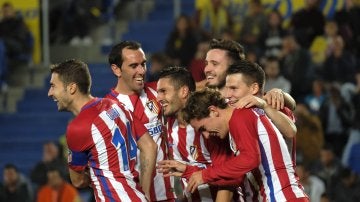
180, 86, 189, 99
208, 106, 219, 117
111, 64, 122, 77
251, 83, 260, 95
68, 82, 77, 95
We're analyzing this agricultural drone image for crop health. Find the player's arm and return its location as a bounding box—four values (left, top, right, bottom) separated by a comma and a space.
236, 95, 297, 138
137, 132, 157, 199
69, 168, 91, 188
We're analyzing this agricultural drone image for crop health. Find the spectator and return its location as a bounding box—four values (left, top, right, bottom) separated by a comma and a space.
65, 0, 102, 46
263, 56, 291, 94
294, 104, 324, 165
0, 2, 33, 87
318, 83, 354, 156
165, 14, 198, 67
332, 167, 360, 202
304, 78, 327, 115
309, 20, 339, 68
313, 143, 343, 195
342, 72, 360, 167
279, 34, 313, 101
239, 0, 267, 57
146, 52, 171, 82
296, 161, 326, 202
0, 2, 32, 62
36, 166, 81, 202
322, 35, 357, 84
194, 0, 233, 38
188, 38, 209, 89
0, 164, 33, 202
290, 0, 325, 48
30, 141, 68, 190
260, 9, 286, 60
334, 0, 360, 56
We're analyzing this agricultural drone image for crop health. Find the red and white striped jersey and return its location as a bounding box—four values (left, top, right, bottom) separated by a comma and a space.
106, 83, 176, 201
166, 117, 217, 201
67, 98, 147, 202
202, 107, 308, 202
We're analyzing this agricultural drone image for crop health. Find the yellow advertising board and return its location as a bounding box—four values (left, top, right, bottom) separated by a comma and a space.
0, 0, 40, 64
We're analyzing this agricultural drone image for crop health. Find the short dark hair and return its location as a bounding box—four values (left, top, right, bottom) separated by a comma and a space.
209, 38, 245, 63
108, 41, 142, 67
227, 60, 265, 93
4, 163, 18, 172
158, 66, 196, 92
182, 88, 227, 123
50, 59, 92, 95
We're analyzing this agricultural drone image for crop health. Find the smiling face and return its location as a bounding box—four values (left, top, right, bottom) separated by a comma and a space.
224, 73, 255, 107
48, 73, 72, 112
114, 48, 147, 94
157, 77, 184, 117
204, 49, 230, 89
189, 108, 229, 139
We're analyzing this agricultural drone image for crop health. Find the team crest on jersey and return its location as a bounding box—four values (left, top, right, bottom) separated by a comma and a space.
146, 100, 159, 114
229, 133, 240, 156
190, 145, 198, 160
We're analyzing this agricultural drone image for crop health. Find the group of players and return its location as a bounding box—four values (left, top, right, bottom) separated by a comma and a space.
47, 38, 309, 201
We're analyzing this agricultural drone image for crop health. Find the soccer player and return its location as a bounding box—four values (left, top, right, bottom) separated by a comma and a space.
48, 59, 156, 201
182, 61, 308, 202
105, 41, 176, 201
157, 66, 236, 201
203, 38, 296, 111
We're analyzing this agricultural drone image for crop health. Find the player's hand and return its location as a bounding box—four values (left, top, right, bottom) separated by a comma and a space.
235, 95, 266, 109
186, 171, 204, 193
263, 88, 284, 110
157, 160, 186, 177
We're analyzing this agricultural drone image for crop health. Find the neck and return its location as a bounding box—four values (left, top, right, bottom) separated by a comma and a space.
71, 94, 94, 115
115, 80, 142, 95
221, 107, 234, 124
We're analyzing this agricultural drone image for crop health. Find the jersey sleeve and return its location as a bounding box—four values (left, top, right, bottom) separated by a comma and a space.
66, 121, 92, 172
133, 116, 148, 140
201, 109, 261, 185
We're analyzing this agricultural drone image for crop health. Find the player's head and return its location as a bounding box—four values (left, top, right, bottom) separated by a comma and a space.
48, 59, 91, 112
3, 164, 19, 187
108, 41, 147, 94
183, 88, 229, 139
224, 60, 265, 106
157, 66, 195, 117
204, 38, 245, 89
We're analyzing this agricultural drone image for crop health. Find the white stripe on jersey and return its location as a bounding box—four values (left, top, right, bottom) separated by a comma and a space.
254, 110, 306, 202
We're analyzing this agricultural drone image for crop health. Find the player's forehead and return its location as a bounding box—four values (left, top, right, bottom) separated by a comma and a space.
122, 48, 146, 63
190, 118, 208, 131
226, 73, 246, 85
50, 73, 62, 84
206, 49, 228, 62
157, 77, 175, 90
